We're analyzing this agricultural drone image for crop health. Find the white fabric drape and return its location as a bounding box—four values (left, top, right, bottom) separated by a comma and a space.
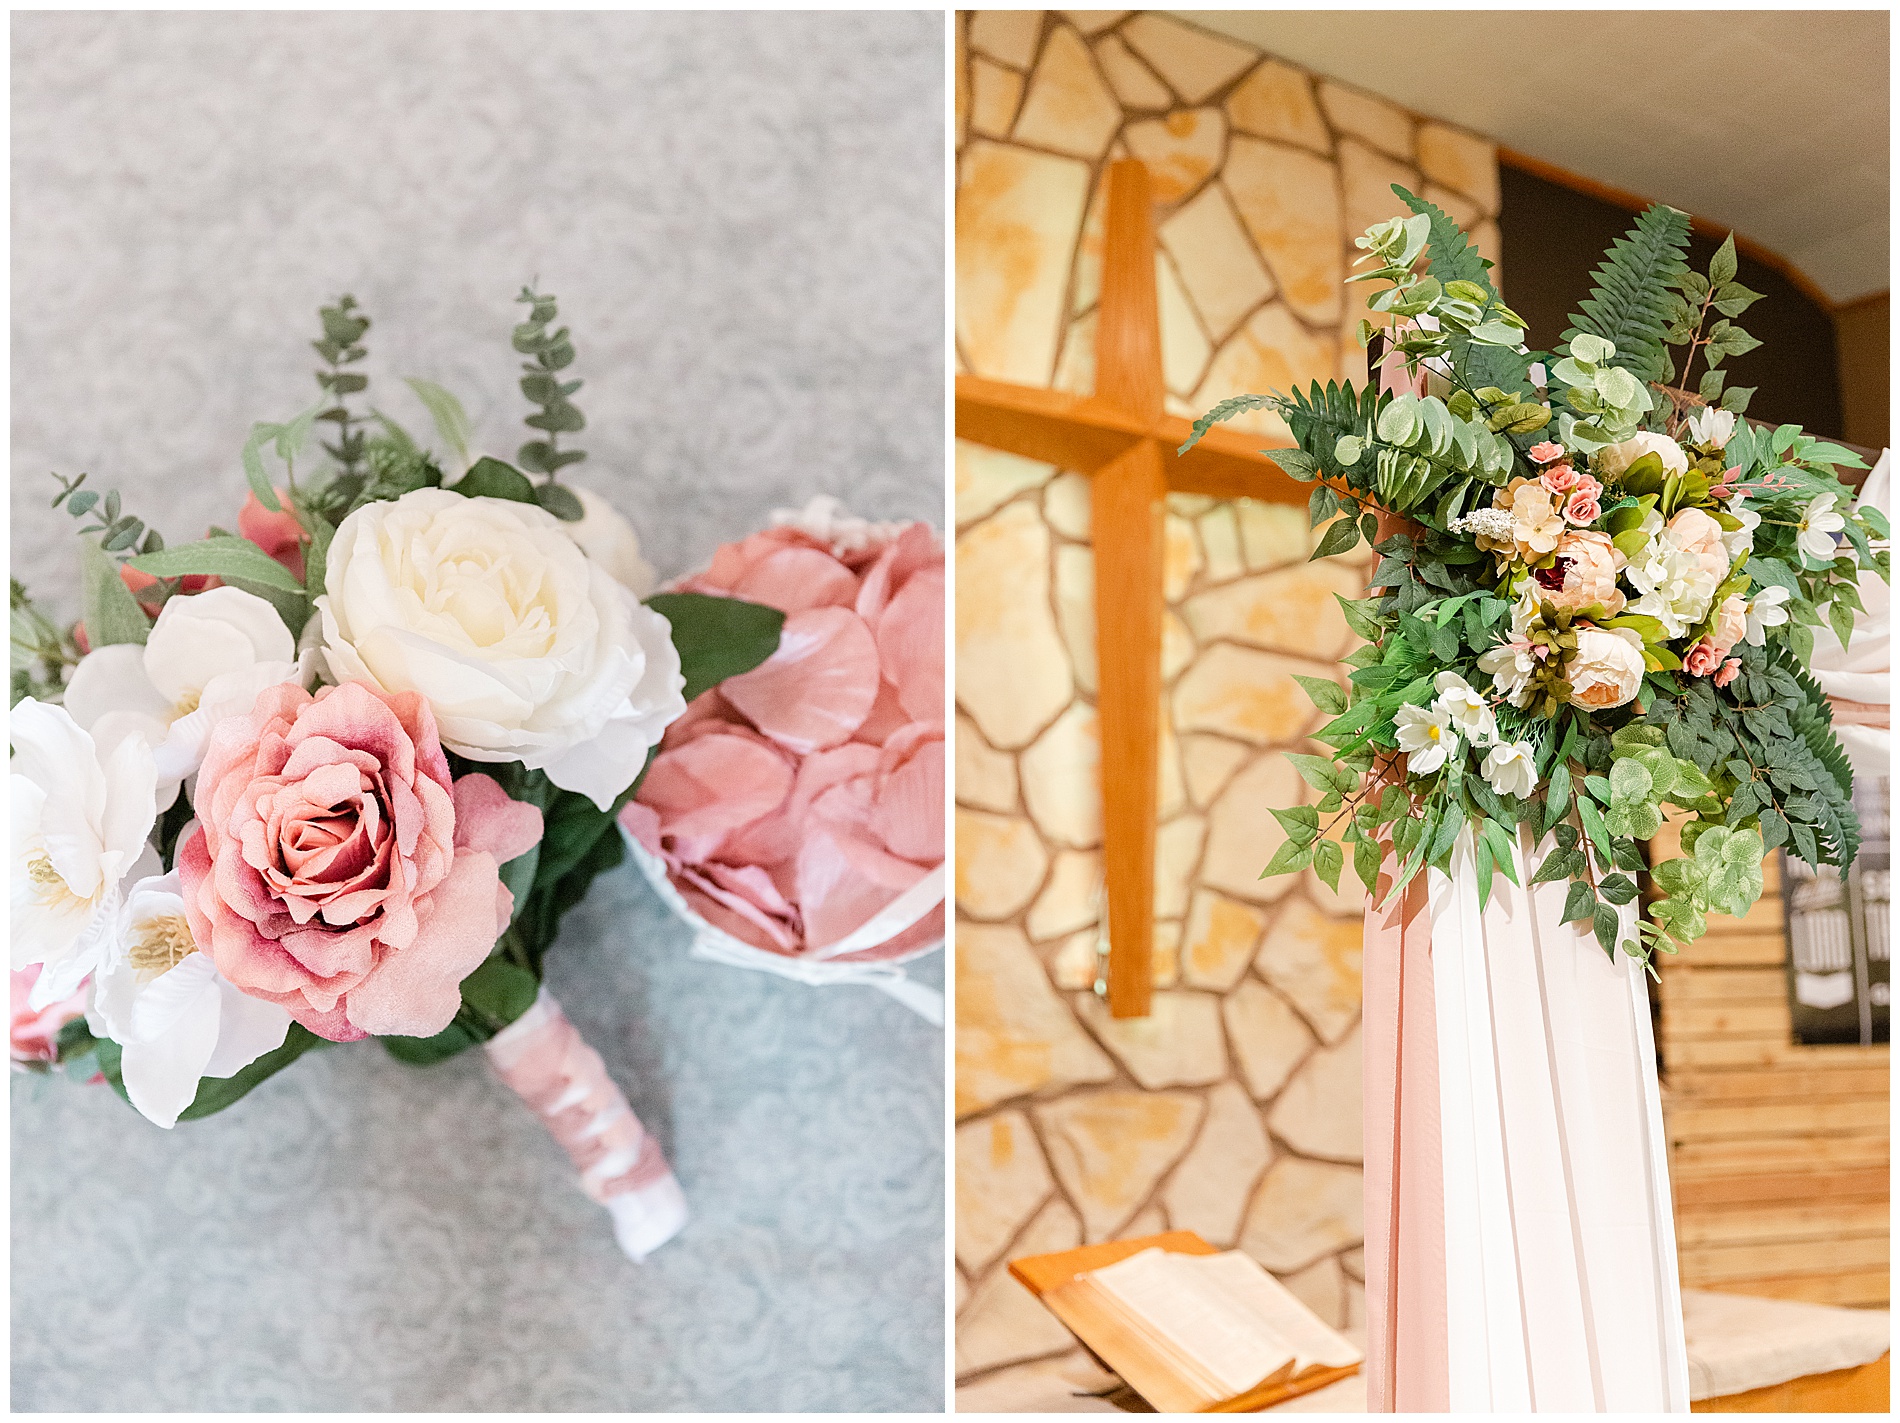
1423, 826, 1691, 1412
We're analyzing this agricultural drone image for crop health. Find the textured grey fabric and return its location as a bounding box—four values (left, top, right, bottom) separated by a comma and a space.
10, 10, 945, 1413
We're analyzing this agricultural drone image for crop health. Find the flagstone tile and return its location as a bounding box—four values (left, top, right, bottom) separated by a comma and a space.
1424, 181, 1481, 233
1124, 107, 1226, 206
1156, 714, 1186, 820
1338, 137, 1419, 245
958, 1108, 1056, 1274
1203, 751, 1304, 902
958, 500, 1074, 749
1052, 308, 1096, 395
957, 1266, 970, 1312
1070, 172, 1109, 317
1124, 1204, 1169, 1239
1194, 502, 1245, 581
1163, 510, 1203, 600
1160, 184, 1274, 346
956, 712, 1019, 815
958, 140, 1091, 386
1049, 927, 1100, 991
1224, 57, 1331, 154
967, 8, 1044, 70
1417, 121, 1499, 215
956, 438, 1054, 527
1193, 303, 1338, 443
1045, 470, 1092, 541
1302, 862, 1369, 918
955, 1200, 1083, 1376
1064, 11, 1129, 37
1034, 1088, 1206, 1240
1014, 23, 1123, 161
1224, 977, 1317, 1100
1317, 80, 1414, 161
1076, 989, 1225, 1089
1180, 562, 1362, 660
956, 809, 1051, 921
1155, 813, 1206, 919
1028, 847, 1102, 942
1258, 896, 1364, 1043
969, 56, 1027, 140
1224, 138, 1342, 327
1182, 889, 1270, 991
1341, 1245, 1365, 1281
957, 923, 1116, 1118
1093, 31, 1171, 110
1021, 701, 1102, 849
1161, 607, 1196, 682
1180, 733, 1251, 808
1052, 541, 1096, 693
1236, 498, 1310, 571
1152, 918, 1182, 987
1346, 1276, 1367, 1332
1239, 1157, 1364, 1273
1278, 1255, 1347, 1329
956, 15, 971, 148
1174, 644, 1326, 748
1157, 253, 1212, 400
1268, 1021, 1363, 1161
1162, 1079, 1273, 1248
1119, 14, 1256, 104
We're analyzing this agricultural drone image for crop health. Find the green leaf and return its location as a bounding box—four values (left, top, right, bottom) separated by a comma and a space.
93, 1024, 331, 1121
452, 457, 537, 503
1578, 797, 1612, 860
1312, 838, 1344, 892
380, 1020, 479, 1065
533, 482, 586, 522
1262, 838, 1315, 878
1291, 673, 1348, 715
459, 952, 540, 1031
1286, 752, 1352, 796
1271, 804, 1323, 846
1562, 880, 1596, 925
128, 536, 306, 593
1592, 903, 1621, 957
1708, 233, 1738, 286
644, 592, 786, 702
1334, 593, 1385, 642
1597, 872, 1638, 906
1560, 203, 1692, 384
403, 377, 472, 466
1312, 516, 1361, 561
78, 535, 150, 646
1354, 834, 1383, 896
241, 422, 284, 511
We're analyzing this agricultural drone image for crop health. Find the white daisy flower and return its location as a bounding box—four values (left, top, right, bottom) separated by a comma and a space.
1394, 702, 1459, 775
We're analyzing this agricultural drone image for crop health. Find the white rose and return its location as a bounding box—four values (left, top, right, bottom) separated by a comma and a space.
565, 486, 656, 598
1564, 628, 1645, 711
91, 870, 291, 1129
1481, 740, 1538, 799
1595, 431, 1688, 483
63, 586, 303, 808
318, 489, 688, 810
10, 699, 160, 1006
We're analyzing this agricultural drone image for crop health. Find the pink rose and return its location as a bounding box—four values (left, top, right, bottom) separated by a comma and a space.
1528, 441, 1566, 465
238, 489, 307, 582
1572, 473, 1602, 501
10, 965, 87, 1065
1541, 463, 1579, 495
180, 681, 543, 1042
1684, 639, 1725, 677
1713, 658, 1741, 688
1563, 490, 1602, 526
1533, 530, 1626, 616
1708, 594, 1747, 656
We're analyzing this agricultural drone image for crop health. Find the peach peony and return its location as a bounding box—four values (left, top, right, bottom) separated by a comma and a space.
1533, 531, 1626, 617
1666, 507, 1731, 585
1708, 594, 1748, 656
179, 681, 542, 1042
1565, 628, 1644, 711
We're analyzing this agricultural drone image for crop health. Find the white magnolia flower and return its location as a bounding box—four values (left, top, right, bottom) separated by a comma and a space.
1721, 506, 1760, 562
1393, 702, 1459, 775
10, 699, 159, 1008
1481, 739, 1538, 799
319, 489, 688, 810
1796, 494, 1846, 564
1686, 407, 1737, 450
62, 586, 303, 809
1477, 641, 1537, 708
91, 871, 292, 1130
1744, 584, 1792, 646
1627, 544, 1721, 638
564, 486, 657, 598
1431, 671, 1497, 746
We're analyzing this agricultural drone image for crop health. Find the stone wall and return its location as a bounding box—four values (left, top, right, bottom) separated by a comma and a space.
953, 10, 1501, 1389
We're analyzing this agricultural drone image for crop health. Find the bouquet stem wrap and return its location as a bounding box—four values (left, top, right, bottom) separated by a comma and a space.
483, 988, 687, 1262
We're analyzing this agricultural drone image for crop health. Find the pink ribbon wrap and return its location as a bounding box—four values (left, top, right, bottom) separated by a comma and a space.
484, 988, 687, 1262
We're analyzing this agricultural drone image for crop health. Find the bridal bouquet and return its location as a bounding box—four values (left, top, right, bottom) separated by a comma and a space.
1183, 193, 1887, 968
11, 291, 784, 1257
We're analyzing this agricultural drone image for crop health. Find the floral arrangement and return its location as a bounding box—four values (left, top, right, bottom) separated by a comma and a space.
620, 499, 945, 970
10, 289, 785, 1152
1183, 193, 1887, 968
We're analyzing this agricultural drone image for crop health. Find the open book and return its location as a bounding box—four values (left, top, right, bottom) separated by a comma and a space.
1013, 1232, 1364, 1413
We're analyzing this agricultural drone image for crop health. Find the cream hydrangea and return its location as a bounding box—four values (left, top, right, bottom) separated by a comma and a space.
318, 489, 688, 810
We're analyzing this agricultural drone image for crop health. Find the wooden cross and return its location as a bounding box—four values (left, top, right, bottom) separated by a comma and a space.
957, 159, 1309, 1018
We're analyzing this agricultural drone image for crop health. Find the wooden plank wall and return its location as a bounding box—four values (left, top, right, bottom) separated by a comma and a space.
1651, 819, 1890, 1307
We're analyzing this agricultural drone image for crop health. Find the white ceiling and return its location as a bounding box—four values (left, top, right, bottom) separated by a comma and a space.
1169, 9, 1890, 303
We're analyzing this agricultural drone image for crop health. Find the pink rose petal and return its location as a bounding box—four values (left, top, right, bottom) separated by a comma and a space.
732, 545, 859, 614
637, 730, 794, 848
721, 606, 880, 754
877, 566, 944, 722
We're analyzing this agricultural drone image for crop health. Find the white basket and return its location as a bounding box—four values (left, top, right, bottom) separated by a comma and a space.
620, 825, 944, 1025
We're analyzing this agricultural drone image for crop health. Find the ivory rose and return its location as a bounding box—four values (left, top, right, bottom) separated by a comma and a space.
1596, 431, 1688, 482
1565, 628, 1644, 711
179, 681, 543, 1042
318, 489, 686, 810
1533, 530, 1626, 617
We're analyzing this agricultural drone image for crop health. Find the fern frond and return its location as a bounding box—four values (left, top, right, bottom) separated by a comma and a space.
1177, 394, 1276, 455
1561, 204, 1691, 383
1391, 185, 1528, 393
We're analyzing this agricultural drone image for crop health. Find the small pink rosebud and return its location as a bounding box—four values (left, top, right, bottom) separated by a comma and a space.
1713, 657, 1741, 688
1541, 463, 1579, 494
1528, 441, 1566, 465
1684, 639, 1724, 677
1563, 491, 1602, 526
